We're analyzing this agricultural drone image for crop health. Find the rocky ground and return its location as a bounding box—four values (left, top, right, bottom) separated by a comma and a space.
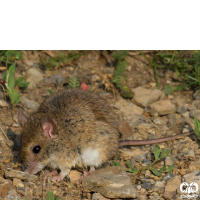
0, 50, 200, 200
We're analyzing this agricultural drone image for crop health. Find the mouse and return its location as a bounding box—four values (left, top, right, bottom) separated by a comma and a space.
18, 89, 194, 182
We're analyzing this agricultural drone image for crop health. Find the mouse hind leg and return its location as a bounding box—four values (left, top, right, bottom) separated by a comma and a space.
81, 122, 119, 169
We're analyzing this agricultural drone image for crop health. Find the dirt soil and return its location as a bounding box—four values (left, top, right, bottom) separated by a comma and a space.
0, 50, 199, 200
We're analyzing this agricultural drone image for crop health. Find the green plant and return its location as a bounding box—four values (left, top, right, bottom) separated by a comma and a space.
1, 51, 29, 106
67, 76, 80, 88
45, 191, 60, 200
194, 115, 200, 139
112, 144, 174, 177
47, 88, 54, 95
41, 51, 83, 70
112, 50, 133, 98
141, 50, 200, 93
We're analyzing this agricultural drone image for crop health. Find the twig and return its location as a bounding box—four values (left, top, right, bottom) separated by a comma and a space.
0, 126, 9, 140
43, 50, 55, 58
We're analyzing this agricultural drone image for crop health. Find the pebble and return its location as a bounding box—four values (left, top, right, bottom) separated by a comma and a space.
13, 178, 24, 188
163, 172, 174, 182
177, 106, 187, 114
0, 177, 14, 198
4, 189, 22, 200
141, 179, 155, 190
0, 99, 10, 108
192, 100, 200, 109
152, 181, 165, 193
183, 170, 200, 190
25, 68, 43, 89
167, 114, 176, 128
163, 176, 181, 199
132, 86, 162, 107
44, 74, 64, 84
68, 170, 82, 182
82, 166, 138, 198
186, 149, 195, 159
92, 193, 110, 200
189, 109, 200, 121
165, 156, 175, 166
5, 168, 38, 182
21, 96, 40, 111
149, 100, 176, 116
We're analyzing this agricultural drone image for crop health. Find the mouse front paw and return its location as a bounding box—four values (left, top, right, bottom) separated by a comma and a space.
44, 170, 58, 180
52, 174, 64, 182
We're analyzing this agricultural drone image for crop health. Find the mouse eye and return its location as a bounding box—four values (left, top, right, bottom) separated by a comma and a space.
33, 145, 41, 154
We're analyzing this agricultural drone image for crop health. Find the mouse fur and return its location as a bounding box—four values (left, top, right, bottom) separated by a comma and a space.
19, 89, 119, 180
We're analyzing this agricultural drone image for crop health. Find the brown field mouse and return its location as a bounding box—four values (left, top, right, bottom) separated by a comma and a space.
18, 89, 194, 182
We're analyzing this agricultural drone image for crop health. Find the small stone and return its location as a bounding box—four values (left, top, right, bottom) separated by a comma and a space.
152, 181, 165, 192
192, 100, 200, 109
149, 100, 176, 116
163, 176, 181, 199
44, 74, 64, 84
21, 96, 40, 111
141, 179, 155, 190
17, 187, 25, 195
186, 149, 195, 159
189, 109, 200, 117
68, 170, 82, 182
92, 193, 110, 200
137, 195, 147, 200
82, 166, 138, 198
163, 172, 174, 182
183, 170, 200, 191
167, 114, 176, 128
132, 86, 162, 107
4, 189, 22, 200
131, 153, 147, 163
13, 178, 24, 188
0, 99, 10, 107
177, 106, 187, 114
143, 159, 151, 165
187, 104, 196, 111
0, 177, 14, 198
5, 168, 38, 182
144, 170, 151, 178
26, 67, 43, 89
165, 156, 174, 166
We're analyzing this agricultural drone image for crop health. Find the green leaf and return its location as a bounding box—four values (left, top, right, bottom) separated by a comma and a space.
159, 165, 166, 171
15, 51, 23, 60
47, 88, 54, 95
3, 71, 7, 81
164, 85, 173, 95
9, 90, 21, 105
5, 50, 15, 60
165, 164, 174, 173
126, 161, 131, 169
16, 77, 29, 88
160, 148, 171, 159
150, 168, 162, 177
47, 191, 54, 200
68, 76, 80, 88
7, 63, 16, 92
194, 115, 200, 139
154, 144, 160, 161
112, 161, 121, 167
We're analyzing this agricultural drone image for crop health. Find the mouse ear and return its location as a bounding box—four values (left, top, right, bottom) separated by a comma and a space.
41, 114, 57, 139
18, 109, 28, 127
